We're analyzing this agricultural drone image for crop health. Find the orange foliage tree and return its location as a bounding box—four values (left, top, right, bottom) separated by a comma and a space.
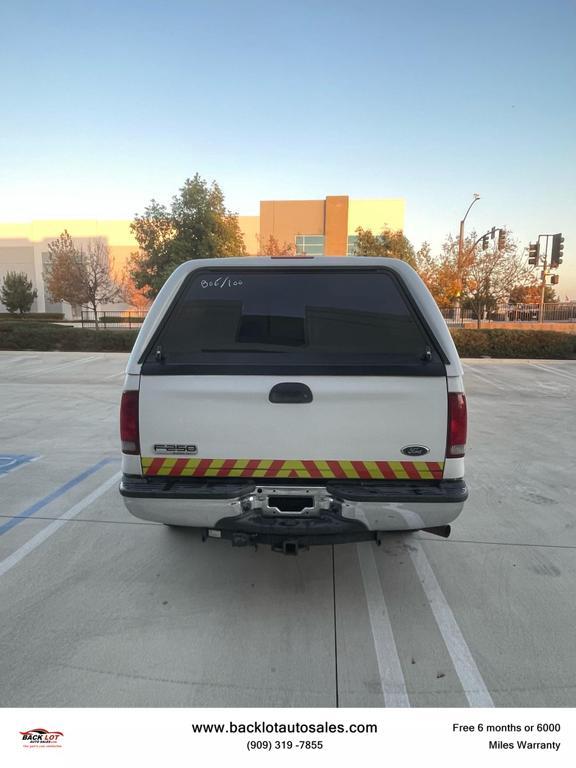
257, 234, 296, 256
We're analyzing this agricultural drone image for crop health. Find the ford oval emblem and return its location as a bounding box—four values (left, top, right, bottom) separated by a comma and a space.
401, 445, 430, 457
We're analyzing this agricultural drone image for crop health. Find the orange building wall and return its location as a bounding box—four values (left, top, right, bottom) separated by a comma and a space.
324, 196, 349, 256
260, 200, 325, 250
237, 216, 259, 254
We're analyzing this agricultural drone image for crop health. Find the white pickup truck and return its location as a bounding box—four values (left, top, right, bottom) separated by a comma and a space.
120, 256, 467, 553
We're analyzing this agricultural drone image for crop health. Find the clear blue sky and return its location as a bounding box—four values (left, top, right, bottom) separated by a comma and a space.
1, 0, 575, 295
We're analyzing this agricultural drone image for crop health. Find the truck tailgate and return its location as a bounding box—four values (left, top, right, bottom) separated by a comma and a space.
138, 374, 446, 479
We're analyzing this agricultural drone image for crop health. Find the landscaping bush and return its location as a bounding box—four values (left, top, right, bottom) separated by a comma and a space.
1, 322, 575, 359
0, 312, 65, 322
451, 329, 576, 359
0, 322, 137, 352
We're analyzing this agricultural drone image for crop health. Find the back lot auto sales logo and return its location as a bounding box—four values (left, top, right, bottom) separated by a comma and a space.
20, 728, 64, 748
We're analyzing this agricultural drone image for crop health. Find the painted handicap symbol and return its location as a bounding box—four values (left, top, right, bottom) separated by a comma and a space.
0, 455, 37, 476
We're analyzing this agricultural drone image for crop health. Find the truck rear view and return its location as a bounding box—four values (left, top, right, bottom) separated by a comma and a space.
120, 257, 467, 553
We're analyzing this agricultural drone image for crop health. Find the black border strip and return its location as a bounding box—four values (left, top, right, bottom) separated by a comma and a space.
140, 362, 445, 376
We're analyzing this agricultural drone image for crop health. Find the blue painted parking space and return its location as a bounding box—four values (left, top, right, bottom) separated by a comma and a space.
0, 456, 117, 536
0, 455, 37, 477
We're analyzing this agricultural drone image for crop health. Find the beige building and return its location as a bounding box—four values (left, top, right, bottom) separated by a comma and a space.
0, 196, 404, 316
0, 220, 136, 315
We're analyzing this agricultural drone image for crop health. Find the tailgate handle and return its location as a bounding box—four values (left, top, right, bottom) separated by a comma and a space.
269, 383, 313, 404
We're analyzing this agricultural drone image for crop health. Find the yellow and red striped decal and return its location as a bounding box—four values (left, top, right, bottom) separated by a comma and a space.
141, 457, 444, 480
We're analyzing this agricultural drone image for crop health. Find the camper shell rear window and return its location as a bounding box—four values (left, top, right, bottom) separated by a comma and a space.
141, 267, 445, 376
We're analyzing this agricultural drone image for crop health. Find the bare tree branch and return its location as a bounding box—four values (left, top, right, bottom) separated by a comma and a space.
45, 232, 122, 329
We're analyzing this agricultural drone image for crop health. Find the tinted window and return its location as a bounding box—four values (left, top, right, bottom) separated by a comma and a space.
145, 268, 441, 372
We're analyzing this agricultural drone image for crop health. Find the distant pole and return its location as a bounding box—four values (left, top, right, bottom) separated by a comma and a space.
457, 194, 481, 270
539, 235, 549, 324
456, 194, 480, 320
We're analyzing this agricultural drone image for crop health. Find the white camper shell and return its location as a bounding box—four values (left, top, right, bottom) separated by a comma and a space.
120, 256, 468, 553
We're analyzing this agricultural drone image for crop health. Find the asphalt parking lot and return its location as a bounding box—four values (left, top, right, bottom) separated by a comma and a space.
0, 351, 575, 708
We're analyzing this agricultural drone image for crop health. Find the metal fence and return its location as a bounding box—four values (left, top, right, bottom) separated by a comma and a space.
440, 303, 576, 325
80, 303, 576, 331
81, 310, 147, 329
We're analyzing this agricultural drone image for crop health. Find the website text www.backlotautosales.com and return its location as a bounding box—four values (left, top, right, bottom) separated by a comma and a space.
192, 720, 377, 735
191, 719, 378, 752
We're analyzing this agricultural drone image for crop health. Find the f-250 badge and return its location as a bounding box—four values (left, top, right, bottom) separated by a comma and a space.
154, 444, 198, 454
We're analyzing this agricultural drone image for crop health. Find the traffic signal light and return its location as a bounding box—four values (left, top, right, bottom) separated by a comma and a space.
490, 227, 496, 239
482, 234, 489, 250
551, 274, 559, 285
498, 229, 506, 250
528, 242, 540, 266
550, 233, 564, 268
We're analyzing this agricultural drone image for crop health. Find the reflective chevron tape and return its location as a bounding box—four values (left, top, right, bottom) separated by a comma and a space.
141, 457, 444, 480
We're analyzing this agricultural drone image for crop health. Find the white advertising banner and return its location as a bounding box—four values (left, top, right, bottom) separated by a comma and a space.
1, 708, 575, 767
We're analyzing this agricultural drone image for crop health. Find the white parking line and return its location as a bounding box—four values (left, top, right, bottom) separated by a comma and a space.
462, 364, 506, 390
0, 472, 121, 578
0, 355, 39, 365
357, 543, 411, 707
30, 355, 101, 375
408, 541, 494, 707
528, 361, 576, 382
0, 401, 34, 422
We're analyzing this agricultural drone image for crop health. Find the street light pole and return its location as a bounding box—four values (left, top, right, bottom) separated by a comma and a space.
457, 193, 481, 275
455, 194, 480, 322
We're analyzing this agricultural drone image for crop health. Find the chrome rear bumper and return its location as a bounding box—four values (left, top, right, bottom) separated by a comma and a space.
120, 476, 467, 537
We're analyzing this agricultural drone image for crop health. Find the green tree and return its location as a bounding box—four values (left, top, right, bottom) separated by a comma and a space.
509, 285, 557, 304
352, 227, 416, 267
414, 241, 438, 290
411, 235, 463, 307
45, 231, 121, 329
0, 271, 37, 314
412, 230, 535, 327
129, 174, 247, 299
459, 233, 533, 327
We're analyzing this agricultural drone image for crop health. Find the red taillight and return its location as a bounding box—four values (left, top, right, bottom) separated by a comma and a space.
120, 390, 140, 455
447, 392, 467, 458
